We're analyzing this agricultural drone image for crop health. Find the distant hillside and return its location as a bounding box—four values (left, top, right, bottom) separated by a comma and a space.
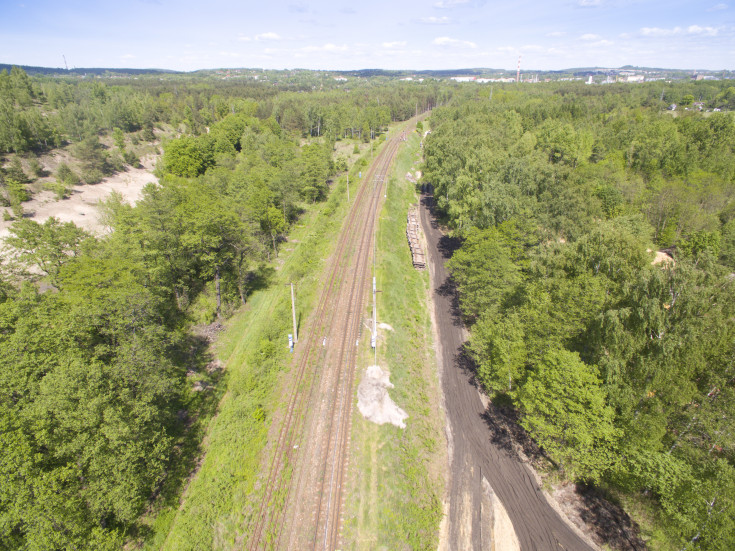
0, 63, 179, 76
2, 63, 732, 81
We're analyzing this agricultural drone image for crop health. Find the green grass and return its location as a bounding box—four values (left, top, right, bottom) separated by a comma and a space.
342, 127, 447, 550
142, 137, 391, 550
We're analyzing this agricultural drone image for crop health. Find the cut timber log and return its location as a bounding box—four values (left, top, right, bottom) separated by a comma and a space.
407, 205, 426, 269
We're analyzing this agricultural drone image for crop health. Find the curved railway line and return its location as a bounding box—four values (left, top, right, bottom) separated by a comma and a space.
247, 126, 406, 550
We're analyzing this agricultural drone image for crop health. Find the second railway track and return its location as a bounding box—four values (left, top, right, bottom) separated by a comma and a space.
247, 126, 406, 551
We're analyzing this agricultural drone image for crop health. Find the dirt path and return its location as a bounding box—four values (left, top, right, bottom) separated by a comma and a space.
0, 154, 158, 239
420, 192, 597, 551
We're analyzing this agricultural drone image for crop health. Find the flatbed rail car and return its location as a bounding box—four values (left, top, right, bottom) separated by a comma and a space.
407, 206, 426, 269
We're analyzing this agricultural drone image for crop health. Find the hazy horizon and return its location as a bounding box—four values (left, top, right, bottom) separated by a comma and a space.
2, 1, 733, 72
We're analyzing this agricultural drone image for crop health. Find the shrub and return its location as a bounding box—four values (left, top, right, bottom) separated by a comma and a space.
80, 167, 104, 185
43, 180, 70, 200
56, 162, 79, 186
335, 155, 348, 172
123, 149, 139, 166
28, 158, 44, 178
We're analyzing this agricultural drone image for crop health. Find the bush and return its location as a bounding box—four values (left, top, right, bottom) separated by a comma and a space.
28, 158, 44, 178
141, 125, 155, 142
43, 180, 70, 200
108, 153, 124, 173
80, 167, 104, 185
352, 144, 359, 154
6, 178, 29, 203
6, 158, 28, 183
56, 163, 79, 186
335, 155, 348, 172
123, 149, 139, 166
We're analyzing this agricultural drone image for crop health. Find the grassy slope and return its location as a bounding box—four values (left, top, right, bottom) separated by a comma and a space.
342, 128, 447, 550
145, 139, 384, 550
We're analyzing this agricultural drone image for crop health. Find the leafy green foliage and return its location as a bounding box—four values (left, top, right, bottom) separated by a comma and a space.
518, 349, 619, 482
425, 84, 735, 548
5, 217, 90, 285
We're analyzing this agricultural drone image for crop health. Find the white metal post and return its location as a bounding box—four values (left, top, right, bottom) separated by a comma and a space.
290, 282, 298, 343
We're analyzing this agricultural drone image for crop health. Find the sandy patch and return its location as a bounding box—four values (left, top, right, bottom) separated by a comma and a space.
648, 248, 674, 266
483, 476, 520, 551
1, 154, 158, 239
357, 365, 408, 428
377, 322, 394, 331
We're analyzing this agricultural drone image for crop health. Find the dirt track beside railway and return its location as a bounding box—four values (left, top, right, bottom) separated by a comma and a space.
420, 192, 597, 551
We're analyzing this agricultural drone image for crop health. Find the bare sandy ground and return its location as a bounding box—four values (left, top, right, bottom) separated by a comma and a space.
1, 154, 158, 239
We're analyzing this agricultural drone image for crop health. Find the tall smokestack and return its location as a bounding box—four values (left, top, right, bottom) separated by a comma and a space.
516, 55, 522, 83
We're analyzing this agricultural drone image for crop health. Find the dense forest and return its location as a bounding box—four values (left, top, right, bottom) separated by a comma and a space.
3, 63, 735, 548
0, 67, 444, 549
422, 81, 735, 548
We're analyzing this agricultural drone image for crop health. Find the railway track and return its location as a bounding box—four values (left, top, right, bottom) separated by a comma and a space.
247, 128, 405, 550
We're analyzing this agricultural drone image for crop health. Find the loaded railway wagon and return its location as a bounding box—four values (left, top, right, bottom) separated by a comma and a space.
407, 205, 425, 269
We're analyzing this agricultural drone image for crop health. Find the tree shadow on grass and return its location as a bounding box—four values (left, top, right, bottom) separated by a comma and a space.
131, 328, 228, 543
244, 264, 276, 296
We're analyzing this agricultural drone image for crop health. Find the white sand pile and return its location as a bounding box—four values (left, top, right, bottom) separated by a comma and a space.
357, 365, 408, 429
378, 322, 394, 331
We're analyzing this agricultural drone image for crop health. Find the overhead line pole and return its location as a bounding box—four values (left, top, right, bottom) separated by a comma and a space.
286, 282, 298, 343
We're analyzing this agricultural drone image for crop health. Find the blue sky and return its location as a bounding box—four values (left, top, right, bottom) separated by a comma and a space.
1, 0, 733, 71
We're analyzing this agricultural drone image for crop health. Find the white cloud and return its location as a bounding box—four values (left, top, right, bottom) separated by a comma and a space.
580, 33, 601, 40
707, 3, 728, 11
433, 36, 477, 48
255, 32, 281, 41
301, 43, 348, 53
434, 0, 470, 8
420, 16, 451, 24
120, 54, 135, 59
578, 0, 602, 5
641, 26, 682, 36
640, 25, 718, 37
237, 34, 251, 42
382, 41, 407, 48
590, 40, 614, 46
546, 31, 565, 37
687, 25, 718, 36
218, 51, 241, 58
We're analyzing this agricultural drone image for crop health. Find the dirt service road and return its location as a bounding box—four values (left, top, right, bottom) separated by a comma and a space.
420, 192, 595, 551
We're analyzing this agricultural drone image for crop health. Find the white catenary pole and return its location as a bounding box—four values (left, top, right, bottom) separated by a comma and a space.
290, 282, 298, 343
